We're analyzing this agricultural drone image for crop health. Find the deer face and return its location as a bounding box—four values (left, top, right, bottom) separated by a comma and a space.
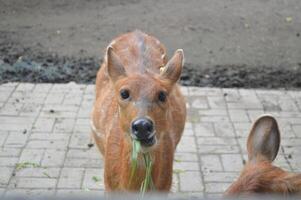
225, 115, 301, 196
106, 47, 184, 149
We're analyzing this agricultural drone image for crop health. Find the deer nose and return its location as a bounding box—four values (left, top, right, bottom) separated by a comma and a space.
131, 117, 154, 141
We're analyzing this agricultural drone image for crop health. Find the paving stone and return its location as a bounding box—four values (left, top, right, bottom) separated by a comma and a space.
0, 148, 21, 157
14, 177, 57, 189
19, 149, 44, 164
174, 152, 198, 162
4, 132, 28, 147
198, 145, 240, 154
174, 161, 199, 171
176, 136, 197, 153
5, 188, 55, 197
194, 123, 215, 137
69, 134, 91, 149
0, 167, 14, 186
190, 97, 209, 109
179, 171, 204, 192
0, 157, 19, 167
228, 110, 250, 122
82, 168, 104, 190
203, 171, 238, 182
58, 168, 84, 189
53, 118, 76, 133
197, 137, 236, 146
221, 154, 244, 172
200, 155, 223, 172
0, 102, 23, 116
205, 182, 231, 193
214, 122, 236, 137
15, 167, 60, 178
0, 131, 9, 146
41, 149, 66, 167
32, 84, 52, 94
32, 118, 55, 132
207, 96, 226, 109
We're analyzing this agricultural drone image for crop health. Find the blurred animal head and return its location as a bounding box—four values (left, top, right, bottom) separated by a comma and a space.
225, 115, 301, 196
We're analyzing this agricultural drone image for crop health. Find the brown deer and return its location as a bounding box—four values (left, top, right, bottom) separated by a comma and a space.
225, 115, 301, 196
91, 30, 186, 191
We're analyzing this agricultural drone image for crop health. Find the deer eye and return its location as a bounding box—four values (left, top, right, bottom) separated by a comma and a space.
120, 89, 130, 100
158, 91, 167, 102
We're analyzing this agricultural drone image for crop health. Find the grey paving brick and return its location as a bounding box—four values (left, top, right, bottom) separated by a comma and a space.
198, 145, 240, 154
15, 167, 60, 178
190, 97, 209, 109
58, 168, 84, 189
228, 110, 250, 122
69, 134, 91, 149
19, 149, 44, 164
4, 132, 28, 148
179, 171, 204, 192
82, 168, 104, 190
197, 137, 236, 146
5, 188, 55, 197
0, 148, 21, 157
200, 155, 223, 172
32, 118, 55, 132
174, 152, 198, 162
0, 131, 8, 146
194, 123, 215, 137
203, 171, 238, 182
14, 177, 57, 189
174, 161, 199, 171
214, 122, 236, 137
205, 182, 231, 193
0, 167, 13, 186
221, 154, 244, 172
0, 157, 19, 167
41, 149, 66, 167
176, 136, 197, 153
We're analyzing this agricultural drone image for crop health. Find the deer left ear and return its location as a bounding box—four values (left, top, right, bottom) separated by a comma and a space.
160, 49, 184, 84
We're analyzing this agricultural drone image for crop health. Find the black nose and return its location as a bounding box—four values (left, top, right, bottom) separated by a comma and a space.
131, 118, 154, 140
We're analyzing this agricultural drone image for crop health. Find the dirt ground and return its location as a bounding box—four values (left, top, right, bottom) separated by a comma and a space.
0, 0, 301, 88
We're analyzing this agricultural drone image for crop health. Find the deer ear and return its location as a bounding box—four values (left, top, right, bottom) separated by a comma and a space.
247, 115, 280, 163
160, 49, 184, 84
106, 46, 126, 82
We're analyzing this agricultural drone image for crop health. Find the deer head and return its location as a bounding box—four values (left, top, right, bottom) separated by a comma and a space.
106, 46, 184, 151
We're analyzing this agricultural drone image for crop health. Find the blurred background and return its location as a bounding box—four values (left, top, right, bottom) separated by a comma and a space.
0, 0, 300, 87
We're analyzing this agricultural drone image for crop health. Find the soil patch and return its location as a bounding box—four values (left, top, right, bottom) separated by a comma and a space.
1, 42, 301, 89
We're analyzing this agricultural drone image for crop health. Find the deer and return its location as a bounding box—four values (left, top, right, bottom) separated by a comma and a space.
90, 30, 186, 192
225, 114, 301, 196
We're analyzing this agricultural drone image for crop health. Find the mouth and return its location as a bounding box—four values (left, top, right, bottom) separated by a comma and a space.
140, 135, 156, 147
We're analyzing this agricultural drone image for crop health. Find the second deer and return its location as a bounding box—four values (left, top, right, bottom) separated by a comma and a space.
225, 115, 301, 196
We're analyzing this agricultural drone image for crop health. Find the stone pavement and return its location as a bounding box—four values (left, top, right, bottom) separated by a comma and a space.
0, 82, 300, 198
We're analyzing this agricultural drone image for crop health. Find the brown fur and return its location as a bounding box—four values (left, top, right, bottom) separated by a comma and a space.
225, 115, 301, 196
91, 30, 186, 191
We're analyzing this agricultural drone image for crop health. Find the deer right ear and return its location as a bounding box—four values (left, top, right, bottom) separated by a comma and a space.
247, 115, 281, 163
106, 46, 126, 82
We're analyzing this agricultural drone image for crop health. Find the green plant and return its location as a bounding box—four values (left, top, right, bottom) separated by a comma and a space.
129, 140, 154, 197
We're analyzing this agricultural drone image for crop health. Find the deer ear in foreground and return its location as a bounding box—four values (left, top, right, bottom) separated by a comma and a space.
247, 115, 280, 163
225, 114, 301, 196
